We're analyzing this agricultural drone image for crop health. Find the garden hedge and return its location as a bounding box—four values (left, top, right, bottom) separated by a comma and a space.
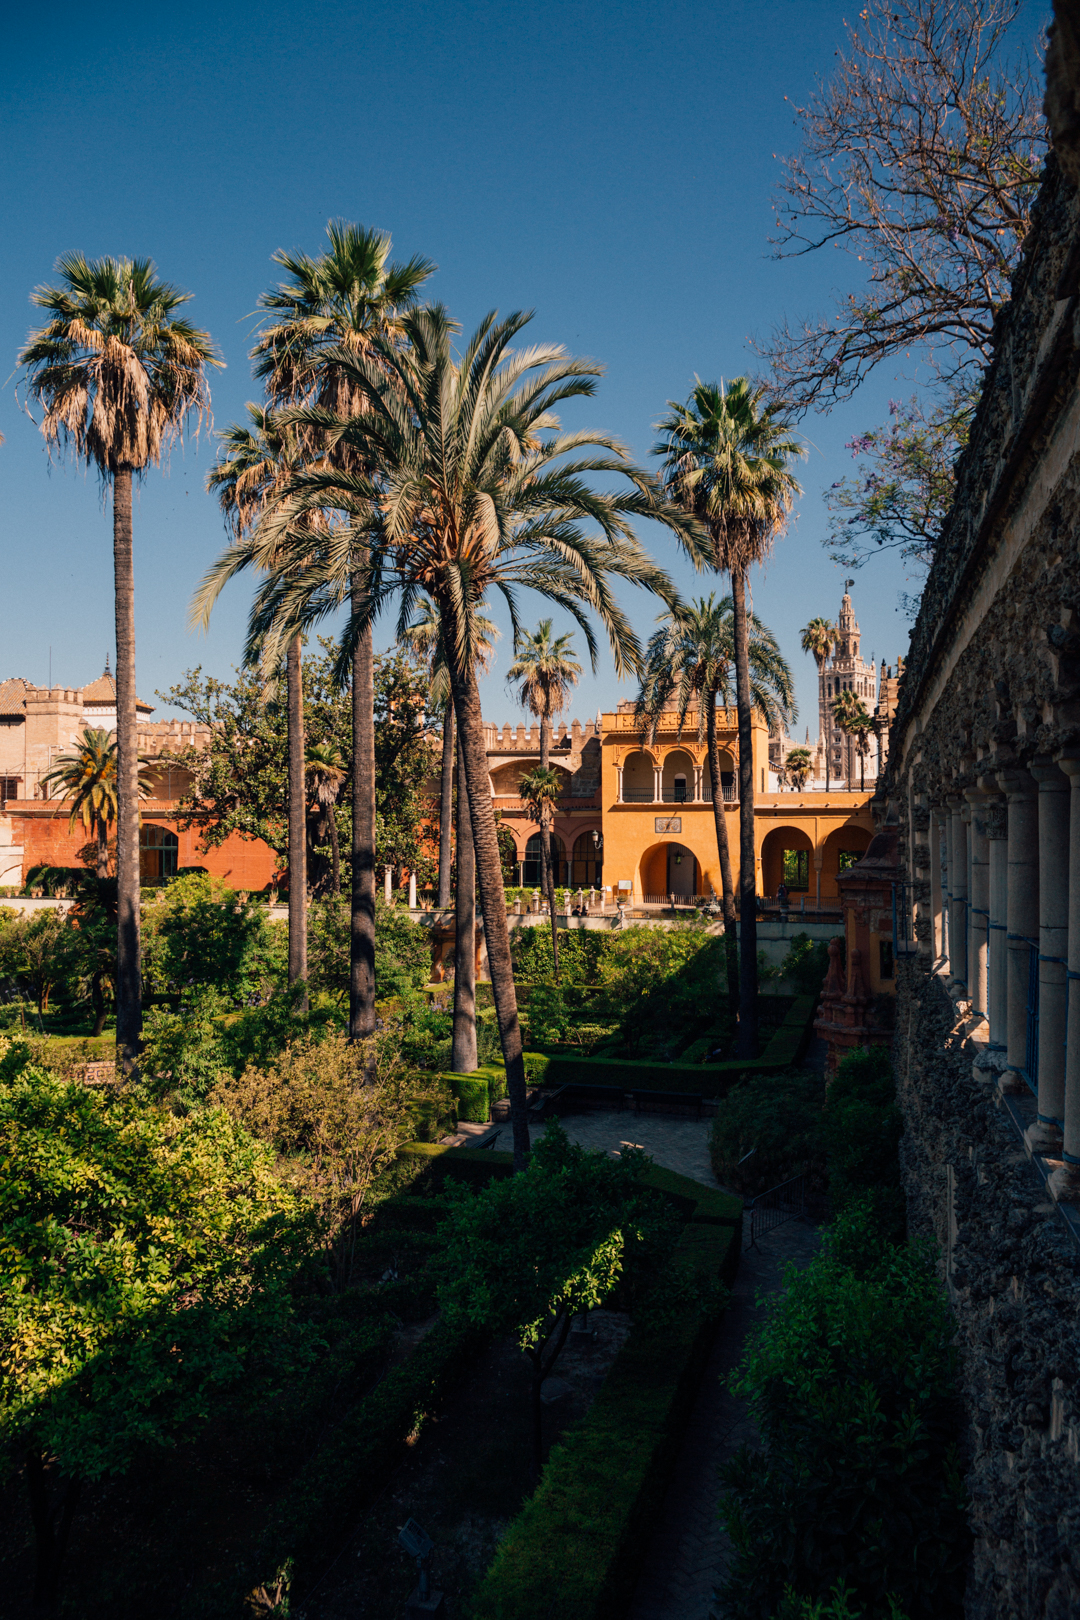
519, 994, 817, 1097
468, 1165, 740, 1620
448, 1074, 490, 1121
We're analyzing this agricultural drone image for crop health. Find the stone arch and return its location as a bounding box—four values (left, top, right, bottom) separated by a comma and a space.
523, 831, 567, 886
819, 823, 872, 899
661, 747, 696, 802
640, 840, 701, 899
620, 749, 655, 802
570, 829, 603, 887
760, 825, 813, 896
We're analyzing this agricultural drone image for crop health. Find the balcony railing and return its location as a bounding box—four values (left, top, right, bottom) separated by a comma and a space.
619, 785, 737, 805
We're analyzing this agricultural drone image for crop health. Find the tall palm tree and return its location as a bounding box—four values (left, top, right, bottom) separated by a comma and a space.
517, 764, 567, 980
403, 594, 499, 1073
800, 616, 837, 790
18, 254, 220, 1073
506, 622, 582, 979
637, 594, 796, 1010
654, 379, 803, 1059
402, 594, 499, 911
216, 306, 698, 1169
252, 221, 434, 1043
40, 729, 154, 878
305, 739, 346, 895
205, 404, 320, 991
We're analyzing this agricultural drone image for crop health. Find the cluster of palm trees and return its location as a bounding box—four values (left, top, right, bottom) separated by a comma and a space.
16, 229, 807, 1150
798, 615, 876, 791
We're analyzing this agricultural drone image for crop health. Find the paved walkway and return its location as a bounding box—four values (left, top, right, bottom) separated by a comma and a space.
629, 1216, 823, 1620
488, 1110, 721, 1186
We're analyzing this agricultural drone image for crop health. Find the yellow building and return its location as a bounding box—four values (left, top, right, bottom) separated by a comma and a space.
598, 701, 873, 908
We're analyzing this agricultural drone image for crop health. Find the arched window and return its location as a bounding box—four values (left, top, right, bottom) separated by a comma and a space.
140, 824, 179, 881
523, 833, 566, 887
570, 831, 602, 887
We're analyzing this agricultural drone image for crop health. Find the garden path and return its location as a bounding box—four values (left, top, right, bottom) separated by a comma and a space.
490, 1111, 720, 1186
629, 1215, 822, 1620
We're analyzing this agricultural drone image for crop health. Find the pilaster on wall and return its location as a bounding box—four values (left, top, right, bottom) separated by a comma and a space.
894, 958, 1080, 1620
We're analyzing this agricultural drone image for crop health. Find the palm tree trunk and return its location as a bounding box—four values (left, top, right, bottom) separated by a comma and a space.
539, 718, 560, 981
112, 467, 142, 1075
452, 727, 477, 1072
707, 697, 739, 1012
328, 804, 341, 896
442, 618, 529, 1170
437, 703, 454, 908
820, 660, 831, 794
732, 568, 758, 1059
95, 816, 108, 881
350, 579, 377, 1041
286, 635, 308, 1004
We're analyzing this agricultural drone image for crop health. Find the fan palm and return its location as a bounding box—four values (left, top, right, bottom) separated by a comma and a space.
206, 403, 323, 989
40, 729, 155, 878
305, 740, 346, 896
800, 616, 838, 791
654, 378, 804, 1058
18, 253, 220, 1072
252, 220, 434, 1042
506, 621, 582, 979
833, 690, 873, 791
201, 306, 697, 1169
782, 745, 814, 793
637, 595, 796, 1009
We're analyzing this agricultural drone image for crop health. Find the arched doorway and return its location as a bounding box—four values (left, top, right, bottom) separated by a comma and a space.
570, 831, 602, 887
640, 841, 700, 900
661, 748, 696, 803
140, 824, 179, 882
523, 832, 567, 887
760, 826, 813, 898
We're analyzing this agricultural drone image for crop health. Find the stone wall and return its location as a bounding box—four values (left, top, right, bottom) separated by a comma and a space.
894, 960, 1080, 1619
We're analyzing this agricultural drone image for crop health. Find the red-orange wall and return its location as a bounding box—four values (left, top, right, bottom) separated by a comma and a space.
9, 802, 279, 892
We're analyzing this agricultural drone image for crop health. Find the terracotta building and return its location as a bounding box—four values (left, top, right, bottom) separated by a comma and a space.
0, 667, 277, 891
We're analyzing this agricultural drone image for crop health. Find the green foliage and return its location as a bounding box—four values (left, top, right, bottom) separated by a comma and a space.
773, 1587, 910, 1620
780, 932, 831, 994
141, 872, 286, 1001
308, 893, 432, 1004
0, 1051, 310, 1484
718, 1201, 968, 1620
709, 1068, 825, 1195
448, 1073, 489, 1123
0, 905, 70, 1015
822, 1046, 904, 1239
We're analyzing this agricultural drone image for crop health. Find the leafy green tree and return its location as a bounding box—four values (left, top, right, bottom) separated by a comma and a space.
141, 872, 286, 1003
0, 1049, 309, 1614
655, 383, 804, 1055
39, 729, 154, 879
305, 739, 346, 896
17, 255, 221, 1075
833, 689, 873, 790
0, 908, 70, 1017
439, 1120, 656, 1477
217, 306, 699, 1168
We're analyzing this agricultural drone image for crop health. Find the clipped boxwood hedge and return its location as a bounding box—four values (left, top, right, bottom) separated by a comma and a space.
448, 1074, 490, 1121
469, 1170, 740, 1620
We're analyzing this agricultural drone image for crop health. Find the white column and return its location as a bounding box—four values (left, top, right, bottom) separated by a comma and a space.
947, 794, 968, 985
693, 764, 703, 801
929, 807, 945, 963
965, 786, 990, 1023
1051, 749, 1080, 1199
983, 784, 1009, 1073
997, 768, 1038, 1092
615, 766, 623, 804
1027, 758, 1069, 1152
653, 764, 662, 802
384, 864, 393, 904
408, 870, 417, 910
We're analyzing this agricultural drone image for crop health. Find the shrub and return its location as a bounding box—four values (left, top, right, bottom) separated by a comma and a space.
212, 1031, 449, 1290
308, 893, 432, 1004
718, 1200, 968, 1620
448, 1074, 489, 1122
709, 1068, 825, 1195
821, 1046, 904, 1238
780, 933, 831, 995
141, 872, 286, 1001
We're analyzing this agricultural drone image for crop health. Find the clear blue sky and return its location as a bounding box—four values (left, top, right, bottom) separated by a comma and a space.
0, 0, 1021, 739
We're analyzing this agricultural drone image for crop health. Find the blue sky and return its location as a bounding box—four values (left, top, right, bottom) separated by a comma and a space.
0, 0, 1042, 738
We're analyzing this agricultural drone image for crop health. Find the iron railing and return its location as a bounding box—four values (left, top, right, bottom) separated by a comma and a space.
747, 1173, 808, 1247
